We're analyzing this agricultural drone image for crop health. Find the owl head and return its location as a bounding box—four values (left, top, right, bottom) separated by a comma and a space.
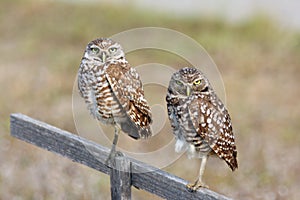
84, 38, 125, 64
168, 67, 212, 97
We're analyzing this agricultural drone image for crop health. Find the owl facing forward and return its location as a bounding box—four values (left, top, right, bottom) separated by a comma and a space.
78, 38, 152, 164
166, 67, 237, 191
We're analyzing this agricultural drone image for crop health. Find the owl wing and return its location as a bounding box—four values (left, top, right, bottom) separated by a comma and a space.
188, 95, 238, 170
105, 61, 152, 138
166, 93, 180, 131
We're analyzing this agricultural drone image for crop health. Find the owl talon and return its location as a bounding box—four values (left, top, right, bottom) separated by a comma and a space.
105, 151, 124, 167
115, 151, 124, 157
105, 158, 113, 168
105, 153, 115, 167
105, 147, 117, 167
186, 181, 209, 192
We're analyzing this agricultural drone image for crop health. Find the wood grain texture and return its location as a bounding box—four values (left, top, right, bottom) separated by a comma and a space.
110, 156, 132, 200
10, 113, 232, 200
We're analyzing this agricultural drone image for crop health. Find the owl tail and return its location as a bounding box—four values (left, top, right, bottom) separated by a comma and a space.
226, 151, 238, 171
139, 126, 152, 139
120, 121, 140, 140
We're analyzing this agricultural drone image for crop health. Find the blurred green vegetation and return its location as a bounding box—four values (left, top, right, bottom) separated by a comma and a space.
0, 0, 300, 200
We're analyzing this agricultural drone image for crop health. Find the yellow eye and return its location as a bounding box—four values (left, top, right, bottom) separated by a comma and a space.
193, 80, 201, 85
90, 47, 99, 54
176, 80, 183, 85
109, 47, 117, 53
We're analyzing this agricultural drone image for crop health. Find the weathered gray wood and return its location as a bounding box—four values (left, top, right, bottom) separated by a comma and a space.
130, 159, 231, 200
10, 113, 110, 175
10, 113, 232, 200
110, 156, 132, 200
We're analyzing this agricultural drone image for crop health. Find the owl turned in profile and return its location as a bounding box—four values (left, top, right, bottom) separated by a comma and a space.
166, 67, 237, 191
78, 38, 152, 165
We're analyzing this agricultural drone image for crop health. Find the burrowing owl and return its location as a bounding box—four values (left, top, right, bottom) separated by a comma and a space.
78, 38, 152, 165
166, 67, 237, 191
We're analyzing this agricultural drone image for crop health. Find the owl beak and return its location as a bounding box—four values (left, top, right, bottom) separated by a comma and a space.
186, 86, 191, 96
100, 52, 106, 62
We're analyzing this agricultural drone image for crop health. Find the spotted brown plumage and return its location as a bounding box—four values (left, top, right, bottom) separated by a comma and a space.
78, 38, 152, 165
166, 67, 237, 191
105, 62, 152, 138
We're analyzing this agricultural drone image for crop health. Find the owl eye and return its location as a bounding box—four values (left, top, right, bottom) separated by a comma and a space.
90, 47, 100, 54
176, 80, 183, 85
109, 47, 117, 53
193, 80, 201, 85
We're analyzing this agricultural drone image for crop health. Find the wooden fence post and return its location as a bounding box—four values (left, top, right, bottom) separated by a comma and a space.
10, 113, 233, 200
110, 156, 132, 200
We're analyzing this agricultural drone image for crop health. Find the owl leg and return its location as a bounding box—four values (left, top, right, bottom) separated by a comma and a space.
105, 124, 121, 166
187, 155, 209, 191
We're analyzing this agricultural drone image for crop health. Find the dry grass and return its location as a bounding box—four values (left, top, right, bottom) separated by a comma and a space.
1, 1, 300, 199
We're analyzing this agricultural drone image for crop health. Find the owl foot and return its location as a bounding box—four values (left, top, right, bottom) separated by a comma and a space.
115, 151, 124, 157
105, 150, 124, 168
186, 181, 209, 192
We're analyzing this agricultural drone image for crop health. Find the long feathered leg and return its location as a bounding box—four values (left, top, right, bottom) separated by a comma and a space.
105, 124, 120, 167
187, 155, 209, 191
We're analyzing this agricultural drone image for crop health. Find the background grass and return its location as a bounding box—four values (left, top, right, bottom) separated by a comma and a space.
1, 1, 300, 199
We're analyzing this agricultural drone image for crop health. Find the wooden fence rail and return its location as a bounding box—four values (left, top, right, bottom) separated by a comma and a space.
10, 113, 232, 200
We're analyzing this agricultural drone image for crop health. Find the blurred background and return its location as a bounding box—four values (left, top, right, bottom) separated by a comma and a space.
1, 0, 300, 199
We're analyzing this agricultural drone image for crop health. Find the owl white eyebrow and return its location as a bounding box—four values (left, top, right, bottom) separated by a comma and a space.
89, 45, 99, 49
